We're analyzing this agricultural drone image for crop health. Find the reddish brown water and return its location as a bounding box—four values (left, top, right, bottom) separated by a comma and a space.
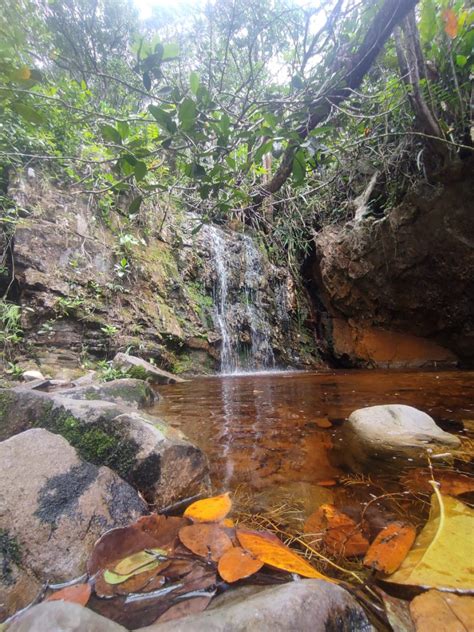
152, 370, 474, 502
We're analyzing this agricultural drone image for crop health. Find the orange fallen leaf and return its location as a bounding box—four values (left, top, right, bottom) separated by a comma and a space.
304, 504, 369, 558
179, 523, 233, 561
218, 546, 264, 583
442, 8, 458, 38
317, 479, 338, 487
410, 589, 474, 632
237, 528, 335, 581
401, 469, 474, 497
363, 522, 416, 574
314, 418, 333, 428
221, 518, 235, 528
183, 492, 232, 523
46, 583, 91, 606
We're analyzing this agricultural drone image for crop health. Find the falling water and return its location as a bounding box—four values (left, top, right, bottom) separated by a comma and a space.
208, 226, 277, 373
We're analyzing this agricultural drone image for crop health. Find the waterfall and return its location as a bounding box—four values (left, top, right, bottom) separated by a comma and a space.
207, 226, 276, 373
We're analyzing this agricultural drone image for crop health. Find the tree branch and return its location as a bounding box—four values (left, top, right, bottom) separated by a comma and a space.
250, 0, 419, 208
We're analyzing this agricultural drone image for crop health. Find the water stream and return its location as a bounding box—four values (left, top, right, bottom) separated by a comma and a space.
152, 369, 473, 519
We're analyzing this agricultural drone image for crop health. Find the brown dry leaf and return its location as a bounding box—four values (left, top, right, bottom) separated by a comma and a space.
218, 546, 264, 583
314, 418, 333, 428
237, 528, 335, 581
156, 596, 212, 623
442, 8, 458, 38
179, 523, 233, 561
87, 514, 185, 575
410, 589, 474, 631
46, 583, 91, 606
304, 503, 369, 558
115, 567, 166, 596
183, 492, 232, 523
363, 522, 416, 574
401, 469, 474, 497
317, 479, 338, 487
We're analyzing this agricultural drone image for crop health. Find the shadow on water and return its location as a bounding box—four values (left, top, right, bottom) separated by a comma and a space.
150, 369, 474, 508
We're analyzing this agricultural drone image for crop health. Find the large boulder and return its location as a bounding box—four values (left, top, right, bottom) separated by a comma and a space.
6, 601, 127, 632
112, 354, 185, 385
0, 429, 147, 616
342, 404, 461, 470
56, 378, 156, 409
0, 388, 210, 507
138, 580, 374, 632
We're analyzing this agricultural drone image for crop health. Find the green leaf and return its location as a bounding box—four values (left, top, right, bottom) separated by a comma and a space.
12, 102, 45, 125
254, 140, 274, 164
134, 161, 147, 181
292, 150, 306, 184
456, 54, 468, 67
291, 75, 304, 90
148, 105, 176, 133
128, 196, 143, 214
162, 42, 180, 60
190, 71, 200, 96
117, 121, 130, 139
101, 124, 122, 145
178, 97, 197, 131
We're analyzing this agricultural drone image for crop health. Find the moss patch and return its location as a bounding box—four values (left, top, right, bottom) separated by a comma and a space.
0, 529, 22, 585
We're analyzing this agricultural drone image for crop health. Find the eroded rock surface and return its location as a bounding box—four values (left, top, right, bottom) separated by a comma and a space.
0, 429, 147, 615
6, 601, 127, 632
0, 387, 210, 507
342, 404, 460, 470
57, 378, 156, 408
112, 354, 185, 385
138, 580, 374, 632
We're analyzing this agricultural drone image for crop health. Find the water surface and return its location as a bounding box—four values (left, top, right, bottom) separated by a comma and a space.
152, 369, 474, 500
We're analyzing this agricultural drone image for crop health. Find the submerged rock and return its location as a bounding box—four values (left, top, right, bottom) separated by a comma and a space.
0, 429, 146, 614
0, 387, 210, 508
138, 580, 374, 632
56, 378, 156, 409
6, 601, 127, 631
112, 353, 185, 385
342, 404, 460, 470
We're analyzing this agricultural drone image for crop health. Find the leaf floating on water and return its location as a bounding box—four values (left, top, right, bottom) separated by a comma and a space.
114, 548, 167, 576
183, 492, 232, 523
46, 583, 91, 606
364, 522, 416, 574
156, 596, 213, 623
304, 504, 369, 558
237, 528, 335, 581
218, 546, 264, 583
179, 523, 233, 561
410, 589, 474, 631
386, 492, 474, 592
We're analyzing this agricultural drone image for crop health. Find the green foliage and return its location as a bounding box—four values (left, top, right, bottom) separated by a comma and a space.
0, 300, 23, 347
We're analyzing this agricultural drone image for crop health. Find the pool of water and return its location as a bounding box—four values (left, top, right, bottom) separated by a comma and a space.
151, 369, 473, 498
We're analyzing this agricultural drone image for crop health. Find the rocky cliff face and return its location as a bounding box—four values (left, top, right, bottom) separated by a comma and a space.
1, 171, 320, 376
308, 159, 474, 368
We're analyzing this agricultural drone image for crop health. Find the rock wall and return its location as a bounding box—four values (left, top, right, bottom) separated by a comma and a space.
1, 171, 321, 376
308, 158, 474, 368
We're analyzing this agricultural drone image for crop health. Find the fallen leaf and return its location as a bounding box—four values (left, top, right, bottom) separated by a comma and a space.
377, 589, 415, 632
221, 518, 235, 528
410, 589, 474, 631
314, 418, 333, 428
115, 569, 166, 596
46, 583, 91, 606
218, 546, 264, 582
386, 492, 474, 591
156, 596, 212, 623
317, 479, 338, 487
114, 548, 167, 576
104, 563, 160, 585
401, 469, 474, 497
183, 492, 232, 523
237, 528, 335, 581
442, 8, 458, 38
179, 523, 233, 561
304, 504, 369, 558
364, 522, 416, 574
87, 514, 185, 575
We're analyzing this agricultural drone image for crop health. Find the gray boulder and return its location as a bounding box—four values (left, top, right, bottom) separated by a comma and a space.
56, 378, 156, 409
0, 388, 210, 508
0, 429, 146, 615
139, 580, 374, 632
112, 353, 185, 385
6, 601, 127, 632
342, 404, 461, 470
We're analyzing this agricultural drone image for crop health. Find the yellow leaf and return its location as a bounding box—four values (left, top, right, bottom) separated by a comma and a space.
104, 560, 160, 585
442, 9, 458, 38
237, 528, 336, 581
183, 492, 232, 523
386, 491, 474, 591
113, 548, 167, 575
